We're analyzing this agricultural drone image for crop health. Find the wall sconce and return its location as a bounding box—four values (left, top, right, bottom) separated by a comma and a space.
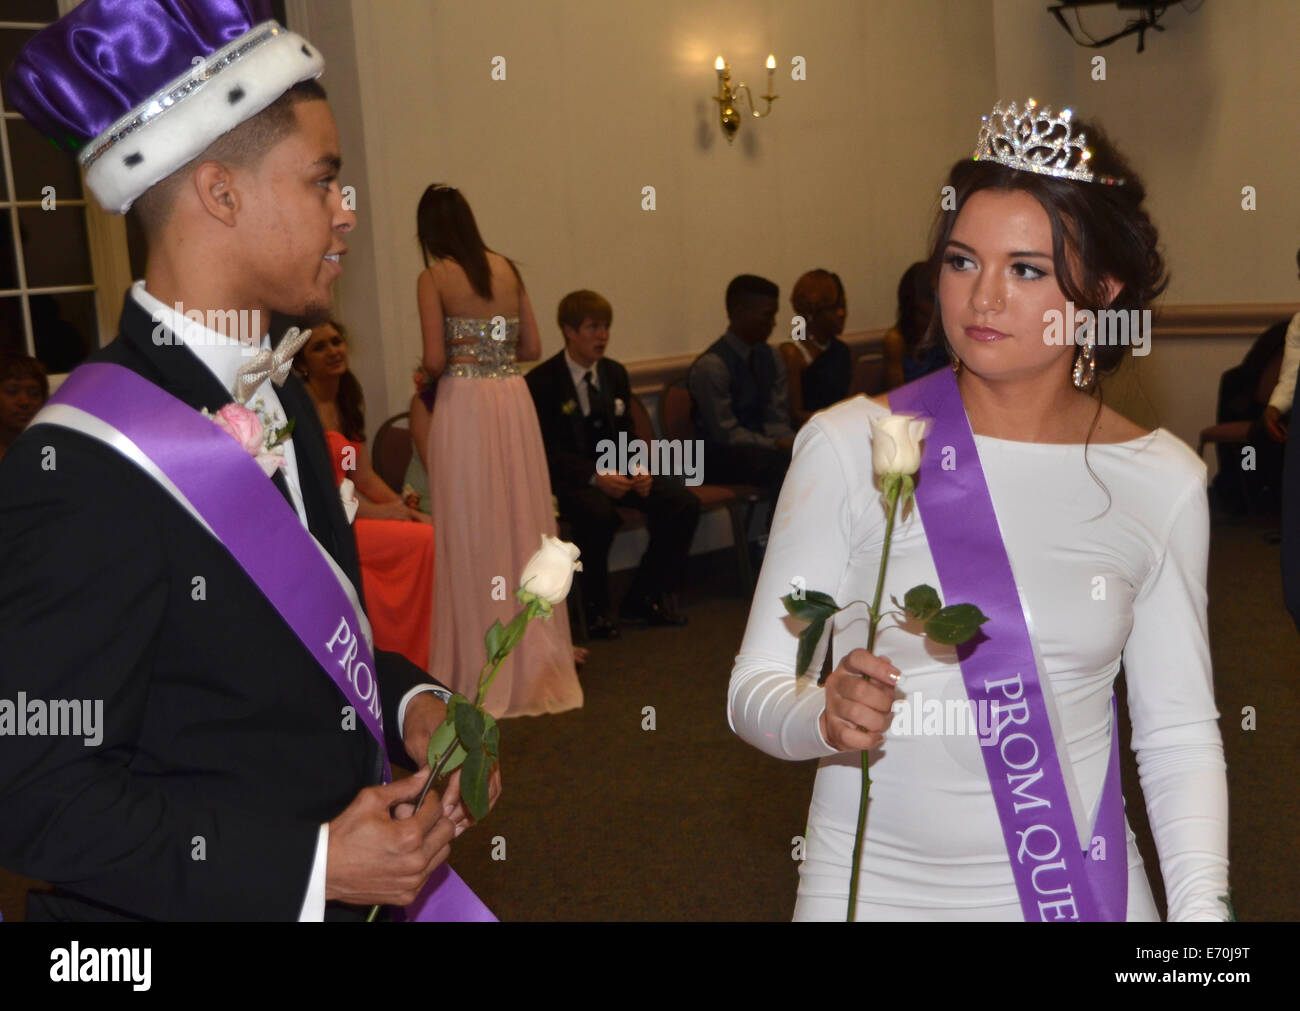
713, 54, 778, 142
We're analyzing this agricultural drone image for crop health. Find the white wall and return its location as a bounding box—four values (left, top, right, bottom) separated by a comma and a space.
294, 0, 1298, 463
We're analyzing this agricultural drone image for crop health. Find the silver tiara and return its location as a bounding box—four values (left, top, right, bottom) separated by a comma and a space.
972, 98, 1124, 186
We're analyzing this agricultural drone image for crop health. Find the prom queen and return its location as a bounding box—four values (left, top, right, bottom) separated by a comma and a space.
729, 99, 1229, 921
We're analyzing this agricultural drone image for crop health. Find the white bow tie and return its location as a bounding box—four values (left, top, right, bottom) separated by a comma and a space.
233, 327, 313, 405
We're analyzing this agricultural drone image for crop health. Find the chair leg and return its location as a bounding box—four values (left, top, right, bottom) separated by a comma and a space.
728, 502, 755, 594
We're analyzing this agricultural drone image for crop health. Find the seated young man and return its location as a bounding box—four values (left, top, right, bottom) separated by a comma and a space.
527, 290, 699, 637
687, 274, 794, 502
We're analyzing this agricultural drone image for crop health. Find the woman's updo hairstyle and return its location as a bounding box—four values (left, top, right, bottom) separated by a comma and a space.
918, 116, 1168, 392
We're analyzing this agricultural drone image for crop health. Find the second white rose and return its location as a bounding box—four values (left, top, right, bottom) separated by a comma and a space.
869, 413, 932, 477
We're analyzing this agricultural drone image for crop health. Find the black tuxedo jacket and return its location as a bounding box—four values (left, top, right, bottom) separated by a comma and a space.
0, 294, 435, 921
525, 351, 634, 494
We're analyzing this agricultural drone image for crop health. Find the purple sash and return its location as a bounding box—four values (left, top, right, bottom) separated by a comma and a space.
39, 362, 493, 923
890, 368, 1127, 921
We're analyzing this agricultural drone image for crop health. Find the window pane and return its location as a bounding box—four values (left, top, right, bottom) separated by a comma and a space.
18, 204, 92, 287
2, 1, 60, 22
9, 117, 82, 201
0, 30, 40, 112
0, 295, 25, 357
32, 290, 94, 373
0, 210, 16, 290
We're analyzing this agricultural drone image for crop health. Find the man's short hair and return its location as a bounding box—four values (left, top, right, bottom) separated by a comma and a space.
130, 78, 328, 239
726, 274, 778, 314
557, 290, 613, 334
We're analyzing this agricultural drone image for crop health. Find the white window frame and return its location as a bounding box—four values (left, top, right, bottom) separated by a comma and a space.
0, 1, 134, 383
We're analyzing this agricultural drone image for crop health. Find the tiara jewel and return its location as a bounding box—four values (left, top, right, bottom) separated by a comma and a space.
972, 98, 1124, 186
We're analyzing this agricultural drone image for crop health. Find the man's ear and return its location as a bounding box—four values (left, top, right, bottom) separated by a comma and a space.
192, 161, 240, 226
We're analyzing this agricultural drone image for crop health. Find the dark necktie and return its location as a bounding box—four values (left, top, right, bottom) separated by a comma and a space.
583, 370, 600, 415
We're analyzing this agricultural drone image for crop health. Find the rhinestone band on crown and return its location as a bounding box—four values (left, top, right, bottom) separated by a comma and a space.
78, 21, 287, 170
972, 98, 1125, 186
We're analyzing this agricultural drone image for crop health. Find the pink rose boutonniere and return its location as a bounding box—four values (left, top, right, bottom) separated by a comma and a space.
205, 403, 288, 478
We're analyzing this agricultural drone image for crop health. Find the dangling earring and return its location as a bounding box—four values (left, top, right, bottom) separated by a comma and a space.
948, 345, 963, 376
1072, 331, 1097, 390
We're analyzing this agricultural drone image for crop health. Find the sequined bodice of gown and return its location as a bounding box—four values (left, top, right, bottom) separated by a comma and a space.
442, 316, 521, 378
427, 315, 583, 717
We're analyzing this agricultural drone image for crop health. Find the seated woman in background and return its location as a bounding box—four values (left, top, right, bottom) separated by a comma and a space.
780, 269, 852, 425
296, 321, 435, 669
882, 261, 947, 389
0, 354, 48, 466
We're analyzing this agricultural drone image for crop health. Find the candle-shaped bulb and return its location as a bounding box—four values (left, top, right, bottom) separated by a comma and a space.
715, 56, 725, 71
766, 53, 776, 70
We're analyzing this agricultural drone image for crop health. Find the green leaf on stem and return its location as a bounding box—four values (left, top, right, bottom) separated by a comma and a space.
782, 590, 839, 623
482, 713, 499, 758
903, 584, 942, 622
498, 607, 532, 658
461, 748, 490, 822
485, 620, 505, 664
454, 703, 486, 751
795, 617, 826, 680
924, 603, 990, 645
440, 740, 468, 776
425, 717, 458, 771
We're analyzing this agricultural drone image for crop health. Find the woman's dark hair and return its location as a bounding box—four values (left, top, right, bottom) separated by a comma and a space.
919, 119, 1167, 393
895, 260, 935, 353
293, 319, 366, 443
919, 119, 1167, 511
416, 184, 522, 299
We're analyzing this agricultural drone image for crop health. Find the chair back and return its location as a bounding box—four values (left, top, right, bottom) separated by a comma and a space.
1256, 348, 1284, 404
372, 411, 413, 494
659, 379, 696, 443
851, 353, 885, 397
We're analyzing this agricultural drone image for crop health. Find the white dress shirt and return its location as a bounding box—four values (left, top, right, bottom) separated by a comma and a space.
1267, 310, 1300, 412
132, 282, 440, 920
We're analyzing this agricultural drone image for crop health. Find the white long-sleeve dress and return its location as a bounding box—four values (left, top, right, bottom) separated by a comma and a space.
728, 395, 1230, 921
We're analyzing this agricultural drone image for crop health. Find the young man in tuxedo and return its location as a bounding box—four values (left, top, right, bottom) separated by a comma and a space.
0, 1, 494, 921
527, 291, 699, 637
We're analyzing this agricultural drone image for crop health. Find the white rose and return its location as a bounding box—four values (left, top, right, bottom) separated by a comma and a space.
869, 413, 931, 477
518, 534, 583, 605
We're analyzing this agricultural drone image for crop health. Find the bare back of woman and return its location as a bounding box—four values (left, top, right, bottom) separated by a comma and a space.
419, 252, 542, 371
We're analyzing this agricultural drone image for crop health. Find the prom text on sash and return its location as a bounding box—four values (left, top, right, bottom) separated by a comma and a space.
984, 671, 1079, 920
326, 618, 382, 722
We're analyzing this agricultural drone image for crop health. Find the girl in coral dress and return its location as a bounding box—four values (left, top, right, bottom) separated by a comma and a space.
297, 322, 435, 670
416, 184, 583, 717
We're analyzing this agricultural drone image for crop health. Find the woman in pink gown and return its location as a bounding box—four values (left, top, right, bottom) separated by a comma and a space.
416, 184, 583, 717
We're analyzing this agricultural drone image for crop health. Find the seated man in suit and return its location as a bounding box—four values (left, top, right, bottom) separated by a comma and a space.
527, 290, 699, 637
0, 0, 493, 921
687, 274, 795, 503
